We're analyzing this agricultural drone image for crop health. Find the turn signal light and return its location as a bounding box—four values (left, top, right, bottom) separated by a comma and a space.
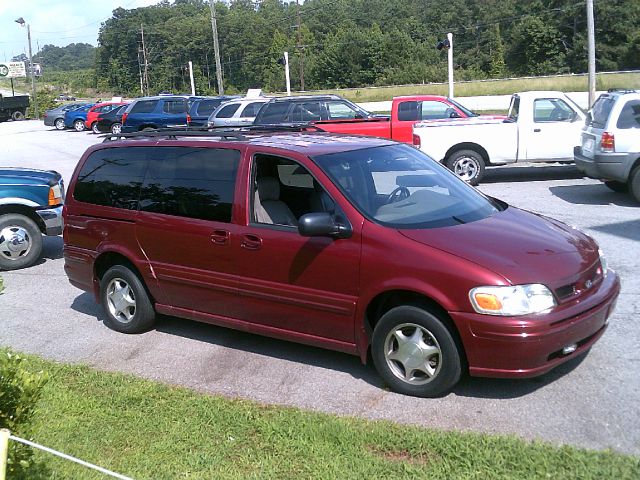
48, 185, 63, 206
601, 132, 615, 152
473, 293, 503, 312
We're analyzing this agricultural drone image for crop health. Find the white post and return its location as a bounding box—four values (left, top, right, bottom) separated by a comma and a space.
284, 51, 291, 96
0, 429, 9, 480
447, 32, 454, 98
188, 61, 195, 96
586, 0, 596, 108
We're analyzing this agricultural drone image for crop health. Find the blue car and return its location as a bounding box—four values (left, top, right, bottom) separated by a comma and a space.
121, 96, 198, 133
44, 103, 88, 130
64, 104, 94, 132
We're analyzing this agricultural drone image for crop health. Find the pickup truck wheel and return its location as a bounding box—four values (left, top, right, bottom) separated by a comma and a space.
630, 166, 640, 203
73, 119, 86, 132
445, 150, 485, 186
11, 111, 24, 121
0, 214, 43, 271
603, 180, 628, 193
100, 265, 156, 333
54, 118, 65, 130
91, 122, 101, 134
371, 306, 462, 397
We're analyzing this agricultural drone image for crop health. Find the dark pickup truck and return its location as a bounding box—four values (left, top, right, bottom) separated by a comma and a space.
0, 94, 30, 121
0, 168, 64, 270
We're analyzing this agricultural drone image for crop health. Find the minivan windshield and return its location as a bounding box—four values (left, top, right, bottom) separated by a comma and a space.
313, 144, 502, 229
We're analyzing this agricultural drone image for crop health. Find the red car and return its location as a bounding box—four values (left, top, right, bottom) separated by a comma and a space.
62, 131, 619, 397
85, 102, 128, 134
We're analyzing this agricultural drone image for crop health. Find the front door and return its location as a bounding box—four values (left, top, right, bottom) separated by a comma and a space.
233, 152, 361, 345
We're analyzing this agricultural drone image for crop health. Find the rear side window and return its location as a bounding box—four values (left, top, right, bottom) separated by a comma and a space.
130, 100, 159, 114
289, 102, 322, 122
397, 101, 419, 121
616, 100, 640, 129
240, 102, 265, 117
254, 102, 289, 123
196, 99, 223, 116
163, 99, 187, 114
216, 104, 241, 119
588, 96, 615, 128
139, 147, 240, 222
74, 147, 149, 209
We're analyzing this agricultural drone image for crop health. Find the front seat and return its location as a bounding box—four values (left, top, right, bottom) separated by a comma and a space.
254, 177, 298, 226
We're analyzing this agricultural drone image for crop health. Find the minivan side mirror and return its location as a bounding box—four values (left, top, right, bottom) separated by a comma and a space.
298, 212, 352, 239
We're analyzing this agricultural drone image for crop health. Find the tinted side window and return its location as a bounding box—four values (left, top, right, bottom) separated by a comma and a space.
397, 101, 419, 121
196, 99, 223, 116
139, 147, 240, 222
289, 102, 322, 122
616, 100, 640, 129
254, 102, 289, 123
130, 100, 159, 114
216, 104, 241, 118
240, 102, 265, 117
589, 96, 615, 128
163, 99, 187, 114
74, 147, 149, 209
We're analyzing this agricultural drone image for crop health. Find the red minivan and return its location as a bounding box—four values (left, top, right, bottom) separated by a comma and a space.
63, 131, 620, 397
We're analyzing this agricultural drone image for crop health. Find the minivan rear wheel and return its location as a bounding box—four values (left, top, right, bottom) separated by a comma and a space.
100, 265, 156, 333
630, 166, 640, 203
371, 306, 462, 397
603, 180, 628, 193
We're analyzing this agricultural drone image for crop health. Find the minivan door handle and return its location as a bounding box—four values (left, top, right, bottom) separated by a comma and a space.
211, 230, 230, 245
241, 234, 262, 250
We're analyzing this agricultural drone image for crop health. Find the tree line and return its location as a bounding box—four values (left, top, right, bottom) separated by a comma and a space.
34, 0, 640, 96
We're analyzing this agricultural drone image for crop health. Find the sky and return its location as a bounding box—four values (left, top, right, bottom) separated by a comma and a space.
0, 0, 161, 61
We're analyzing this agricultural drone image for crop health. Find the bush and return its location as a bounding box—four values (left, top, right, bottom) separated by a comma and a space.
0, 350, 49, 478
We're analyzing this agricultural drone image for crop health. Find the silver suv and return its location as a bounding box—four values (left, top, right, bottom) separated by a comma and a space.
207, 97, 270, 127
574, 89, 640, 201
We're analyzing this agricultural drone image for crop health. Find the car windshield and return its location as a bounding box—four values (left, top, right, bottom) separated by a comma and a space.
313, 144, 502, 229
448, 98, 477, 117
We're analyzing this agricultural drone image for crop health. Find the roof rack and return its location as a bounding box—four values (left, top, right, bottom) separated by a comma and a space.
606, 88, 638, 93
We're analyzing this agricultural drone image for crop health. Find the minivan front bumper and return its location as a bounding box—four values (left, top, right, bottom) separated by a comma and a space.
450, 270, 620, 379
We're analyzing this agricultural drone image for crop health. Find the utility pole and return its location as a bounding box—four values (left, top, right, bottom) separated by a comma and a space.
140, 24, 149, 95
296, 0, 305, 91
137, 49, 144, 95
188, 60, 195, 96
283, 52, 291, 95
447, 32, 454, 98
586, 0, 596, 108
209, 0, 224, 95
15, 17, 38, 118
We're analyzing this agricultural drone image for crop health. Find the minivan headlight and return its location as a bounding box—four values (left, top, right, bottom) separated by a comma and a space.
469, 284, 556, 316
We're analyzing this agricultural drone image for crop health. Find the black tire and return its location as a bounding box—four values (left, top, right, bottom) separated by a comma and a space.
141, 127, 155, 132
11, 110, 24, 121
54, 118, 66, 130
91, 122, 101, 134
445, 149, 486, 186
0, 214, 43, 271
110, 122, 122, 134
603, 180, 628, 193
73, 119, 86, 132
630, 166, 640, 203
100, 265, 156, 333
371, 305, 462, 397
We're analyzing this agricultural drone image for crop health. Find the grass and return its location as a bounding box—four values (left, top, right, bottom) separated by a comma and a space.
300, 72, 640, 103
5, 353, 639, 479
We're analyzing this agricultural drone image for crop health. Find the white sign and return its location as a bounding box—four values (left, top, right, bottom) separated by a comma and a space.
0, 62, 27, 78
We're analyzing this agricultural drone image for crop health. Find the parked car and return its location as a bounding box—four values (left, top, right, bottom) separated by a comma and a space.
189, 96, 240, 127
63, 104, 95, 132
63, 130, 619, 397
43, 103, 87, 130
0, 167, 64, 270
121, 95, 195, 133
207, 97, 271, 127
574, 89, 640, 202
56, 94, 76, 102
412, 91, 586, 185
85, 102, 128, 134
94, 104, 128, 134
0, 93, 29, 122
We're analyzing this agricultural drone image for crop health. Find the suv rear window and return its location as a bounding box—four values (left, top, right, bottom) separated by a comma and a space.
588, 96, 615, 128
130, 100, 159, 114
74, 147, 149, 209
616, 100, 640, 129
196, 99, 224, 116
240, 102, 265, 117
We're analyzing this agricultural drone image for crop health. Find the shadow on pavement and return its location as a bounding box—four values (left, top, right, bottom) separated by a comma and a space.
549, 184, 638, 206
591, 219, 640, 242
483, 164, 582, 184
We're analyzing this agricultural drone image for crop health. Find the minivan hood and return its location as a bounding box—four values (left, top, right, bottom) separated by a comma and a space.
399, 207, 599, 285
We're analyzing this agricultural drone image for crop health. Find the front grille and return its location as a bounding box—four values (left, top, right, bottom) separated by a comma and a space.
554, 261, 603, 303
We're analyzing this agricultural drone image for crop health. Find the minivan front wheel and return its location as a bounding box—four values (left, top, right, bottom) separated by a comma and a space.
371, 306, 462, 397
100, 265, 156, 333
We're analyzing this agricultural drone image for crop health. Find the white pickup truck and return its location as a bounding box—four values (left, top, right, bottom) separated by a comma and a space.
412, 91, 586, 185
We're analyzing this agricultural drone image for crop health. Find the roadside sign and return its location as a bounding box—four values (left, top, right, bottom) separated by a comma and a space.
0, 62, 27, 78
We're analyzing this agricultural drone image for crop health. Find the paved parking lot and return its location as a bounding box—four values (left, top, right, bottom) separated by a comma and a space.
1, 120, 639, 455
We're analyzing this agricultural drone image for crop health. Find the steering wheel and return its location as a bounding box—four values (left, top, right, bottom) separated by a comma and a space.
386, 186, 411, 204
